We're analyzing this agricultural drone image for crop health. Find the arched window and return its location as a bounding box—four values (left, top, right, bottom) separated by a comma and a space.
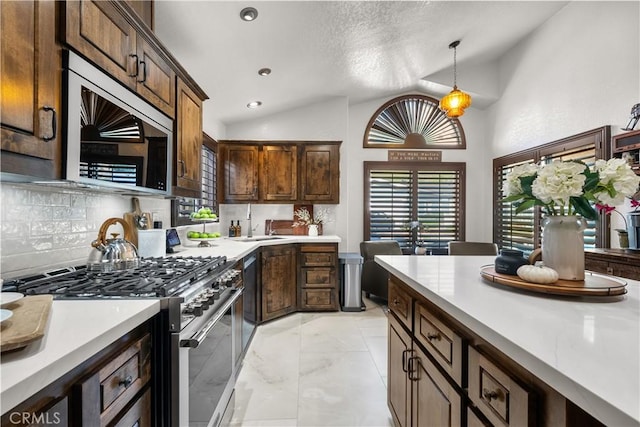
363, 94, 466, 149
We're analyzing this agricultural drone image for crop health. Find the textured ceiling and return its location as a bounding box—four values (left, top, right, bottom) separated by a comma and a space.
154, 1, 568, 126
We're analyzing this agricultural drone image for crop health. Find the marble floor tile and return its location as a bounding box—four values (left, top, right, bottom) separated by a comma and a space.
230, 296, 391, 426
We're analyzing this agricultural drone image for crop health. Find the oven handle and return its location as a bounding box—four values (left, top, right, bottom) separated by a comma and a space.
180, 288, 243, 349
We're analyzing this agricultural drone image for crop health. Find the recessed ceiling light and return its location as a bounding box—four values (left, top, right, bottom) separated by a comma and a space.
258, 68, 271, 76
247, 101, 262, 108
240, 7, 258, 21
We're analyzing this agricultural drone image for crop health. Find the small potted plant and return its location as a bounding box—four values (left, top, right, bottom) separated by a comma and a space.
293, 207, 330, 236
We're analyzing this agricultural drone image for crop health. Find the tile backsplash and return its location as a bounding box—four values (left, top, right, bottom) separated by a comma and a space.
0, 183, 170, 279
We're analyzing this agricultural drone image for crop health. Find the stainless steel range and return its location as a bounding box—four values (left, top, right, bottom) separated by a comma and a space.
2, 255, 245, 427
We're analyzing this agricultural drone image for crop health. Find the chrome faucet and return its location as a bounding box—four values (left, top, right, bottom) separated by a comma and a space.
247, 203, 252, 238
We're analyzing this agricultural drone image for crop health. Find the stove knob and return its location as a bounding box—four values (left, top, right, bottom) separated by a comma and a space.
196, 297, 210, 311
191, 303, 203, 317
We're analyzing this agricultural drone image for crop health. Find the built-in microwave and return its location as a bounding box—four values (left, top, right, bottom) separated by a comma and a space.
64, 51, 172, 195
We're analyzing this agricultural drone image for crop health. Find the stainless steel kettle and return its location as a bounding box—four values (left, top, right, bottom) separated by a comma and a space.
87, 217, 140, 272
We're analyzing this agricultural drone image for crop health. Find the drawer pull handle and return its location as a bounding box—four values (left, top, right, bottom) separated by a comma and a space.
426, 332, 441, 341
482, 388, 502, 401
119, 375, 134, 388
393, 298, 400, 306
401, 349, 414, 373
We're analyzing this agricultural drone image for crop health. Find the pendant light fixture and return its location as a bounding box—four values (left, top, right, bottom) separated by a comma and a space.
439, 40, 472, 118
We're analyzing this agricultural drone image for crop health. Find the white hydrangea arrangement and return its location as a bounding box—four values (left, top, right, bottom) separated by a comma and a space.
503, 158, 640, 219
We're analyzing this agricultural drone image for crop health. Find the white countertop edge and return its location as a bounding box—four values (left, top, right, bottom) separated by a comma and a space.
375, 257, 639, 427
0, 300, 160, 415
172, 235, 341, 261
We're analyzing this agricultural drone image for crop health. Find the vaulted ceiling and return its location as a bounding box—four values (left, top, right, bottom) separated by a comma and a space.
154, 1, 568, 126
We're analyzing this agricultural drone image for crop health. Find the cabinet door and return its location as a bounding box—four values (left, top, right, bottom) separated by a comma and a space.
412, 345, 463, 427
65, 0, 137, 88
1, 0, 60, 166
261, 145, 297, 201
261, 245, 297, 322
388, 315, 412, 427
300, 144, 340, 202
135, 36, 175, 118
173, 78, 202, 197
221, 144, 260, 202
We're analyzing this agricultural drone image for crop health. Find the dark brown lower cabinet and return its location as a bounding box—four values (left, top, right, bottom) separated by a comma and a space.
261, 245, 297, 322
0, 322, 153, 427
388, 313, 462, 427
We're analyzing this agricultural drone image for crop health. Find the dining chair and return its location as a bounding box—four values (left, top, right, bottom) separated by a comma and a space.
360, 240, 403, 301
447, 241, 499, 256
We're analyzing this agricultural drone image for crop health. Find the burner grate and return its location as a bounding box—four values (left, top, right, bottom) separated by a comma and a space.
2, 255, 229, 298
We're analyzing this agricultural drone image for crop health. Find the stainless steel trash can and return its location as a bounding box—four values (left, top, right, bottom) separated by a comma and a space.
339, 252, 365, 312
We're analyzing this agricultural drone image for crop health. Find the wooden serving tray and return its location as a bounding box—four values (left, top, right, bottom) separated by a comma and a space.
1, 295, 53, 353
480, 265, 627, 297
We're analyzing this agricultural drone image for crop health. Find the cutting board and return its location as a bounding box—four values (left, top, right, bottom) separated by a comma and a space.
266, 220, 297, 235
123, 197, 152, 247
1, 295, 53, 353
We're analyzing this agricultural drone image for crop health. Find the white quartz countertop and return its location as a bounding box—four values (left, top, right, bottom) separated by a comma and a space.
172, 234, 341, 261
0, 299, 160, 415
376, 255, 640, 427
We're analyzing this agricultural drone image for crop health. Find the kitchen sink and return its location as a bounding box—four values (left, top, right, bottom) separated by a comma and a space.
236, 236, 285, 242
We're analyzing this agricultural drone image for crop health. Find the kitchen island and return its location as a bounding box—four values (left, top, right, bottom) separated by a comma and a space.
376, 255, 639, 426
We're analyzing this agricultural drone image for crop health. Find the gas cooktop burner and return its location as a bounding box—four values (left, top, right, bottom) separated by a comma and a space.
2, 256, 229, 298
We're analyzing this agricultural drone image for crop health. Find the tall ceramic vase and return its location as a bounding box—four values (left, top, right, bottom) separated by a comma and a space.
542, 216, 587, 281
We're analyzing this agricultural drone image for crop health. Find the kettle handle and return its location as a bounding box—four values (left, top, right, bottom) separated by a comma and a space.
92, 218, 135, 248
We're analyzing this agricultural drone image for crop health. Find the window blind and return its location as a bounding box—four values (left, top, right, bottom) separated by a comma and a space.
201, 144, 217, 211
366, 162, 464, 252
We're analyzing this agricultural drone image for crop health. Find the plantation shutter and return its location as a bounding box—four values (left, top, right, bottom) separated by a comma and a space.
201, 144, 217, 212
496, 159, 537, 254
365, 162, 465, 253
417, 169, 462, 250
369, 170, 413, 247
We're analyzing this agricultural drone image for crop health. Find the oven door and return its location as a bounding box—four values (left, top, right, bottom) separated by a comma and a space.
178, 288, 243, 427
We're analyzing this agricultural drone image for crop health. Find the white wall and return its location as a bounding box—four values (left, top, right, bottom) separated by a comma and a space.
0, 183, 170, 278
489, 1, 639, 156
488, 1, 640, 244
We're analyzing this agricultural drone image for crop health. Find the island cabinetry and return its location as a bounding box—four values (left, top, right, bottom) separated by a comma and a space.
1, 0, 62, 178
299, 144, 340, 203
173, 78, 203, 198
260, 245, 297, 322
387, 275, 608, 427
584, 248, 640, 280
0, 322, 153, 427
298, 244, 339, 311
388, 282, 463, 427
467, 346, 535, 427
219, 144, 260, 202
64, 0, 176, 118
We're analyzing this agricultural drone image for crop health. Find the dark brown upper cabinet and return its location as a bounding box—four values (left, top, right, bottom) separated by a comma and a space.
64, 0, 176, 118
218, 141, 341, 204
1, 0, 62, 179
220, 144, 260, 202
261, 145, 298, 201
173, 78, 203, 198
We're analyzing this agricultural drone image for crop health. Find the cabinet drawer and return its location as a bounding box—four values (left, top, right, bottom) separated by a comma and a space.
300, 288, 335, 309
468, 346, 535, 427
388, 279, 412, 330
415, 302, 465, 387
78, 333, 151, 426
301, 268, 335, 287
113, 387, 151, 427
301, 252, 336, 267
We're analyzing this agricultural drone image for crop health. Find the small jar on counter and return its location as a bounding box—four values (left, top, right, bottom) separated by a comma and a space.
495, 249, 529, 275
